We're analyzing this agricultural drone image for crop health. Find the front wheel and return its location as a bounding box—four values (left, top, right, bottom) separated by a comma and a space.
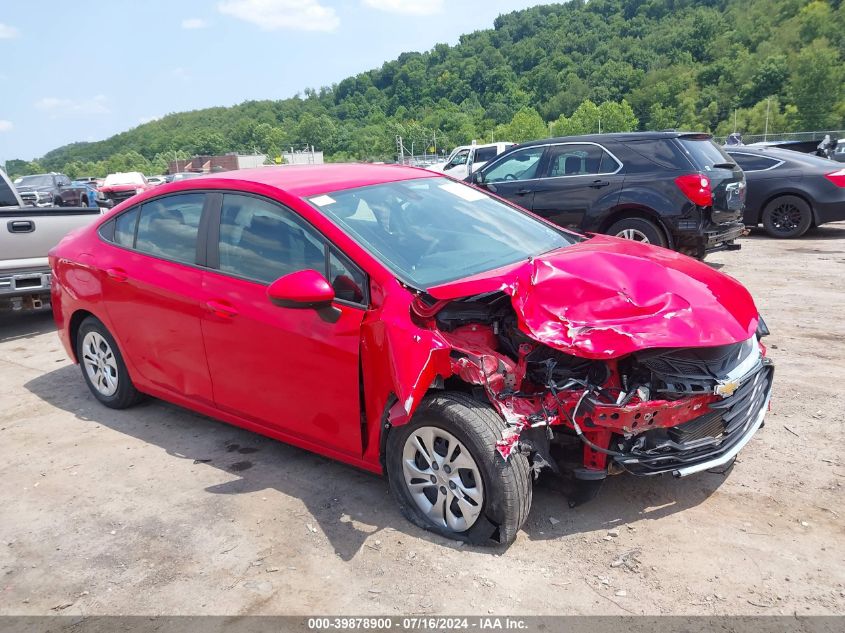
76, 316, 144, 409
386, 392, 532, 546
607, 217, 668, 248
761, 195, 812, 238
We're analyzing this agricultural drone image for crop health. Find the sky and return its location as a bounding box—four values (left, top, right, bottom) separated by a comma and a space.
0, 0, 551, 163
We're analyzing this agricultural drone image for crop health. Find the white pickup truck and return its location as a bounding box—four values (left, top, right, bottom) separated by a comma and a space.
428, 142, 515, 180
1, 168, 102, 311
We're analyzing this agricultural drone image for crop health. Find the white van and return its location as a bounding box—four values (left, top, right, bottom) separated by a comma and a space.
429, 142, 515, 180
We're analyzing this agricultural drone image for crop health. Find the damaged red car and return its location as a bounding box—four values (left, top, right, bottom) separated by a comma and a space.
50, 164, 774, 546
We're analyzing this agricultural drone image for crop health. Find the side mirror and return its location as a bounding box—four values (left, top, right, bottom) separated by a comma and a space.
472, 171, 485, 185
267, 269, 335, 309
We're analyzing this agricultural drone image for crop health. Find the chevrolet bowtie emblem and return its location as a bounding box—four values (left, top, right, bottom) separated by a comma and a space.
715, 380, 740, 398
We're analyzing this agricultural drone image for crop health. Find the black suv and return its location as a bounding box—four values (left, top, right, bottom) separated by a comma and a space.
467, 132, 746, 258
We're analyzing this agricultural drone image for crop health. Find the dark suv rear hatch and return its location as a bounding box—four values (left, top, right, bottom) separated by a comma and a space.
676, 135, 745, 225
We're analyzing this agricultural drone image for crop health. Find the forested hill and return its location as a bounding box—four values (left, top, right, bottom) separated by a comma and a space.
11, 0, 845, 178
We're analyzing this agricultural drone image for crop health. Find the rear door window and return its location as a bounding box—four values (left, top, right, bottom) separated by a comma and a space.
543, 144, 618, 177
114, 208, 140, 247
135, 194, 205, 264
622, 139, 692, 170
473, 147, 498, 163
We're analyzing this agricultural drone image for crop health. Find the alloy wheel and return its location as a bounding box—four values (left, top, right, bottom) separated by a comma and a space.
769, 202, 803, 234
616, 228, 651, 243
81, 331, 119, 397
401, 426, 484, 532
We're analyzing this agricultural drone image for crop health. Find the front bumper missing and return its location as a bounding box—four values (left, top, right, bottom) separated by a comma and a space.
614, 359, 773, 477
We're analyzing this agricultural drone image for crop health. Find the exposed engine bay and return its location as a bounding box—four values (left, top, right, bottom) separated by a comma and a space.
412, 290, 774, 503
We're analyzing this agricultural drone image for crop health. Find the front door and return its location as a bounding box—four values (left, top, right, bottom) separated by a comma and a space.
200, 193, 368, 457
530, 143, 625, 229
476, 145, 546, 210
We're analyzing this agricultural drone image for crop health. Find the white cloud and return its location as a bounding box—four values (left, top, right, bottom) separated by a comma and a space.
362, 0, 443, 15
0, 120, 12, 132
139, 115, 162, 124
35, 95, 110, 116
0, 23, 19, 39
217, 0, 339, 32
181, 17, 208, 29
170, 66, 190, 79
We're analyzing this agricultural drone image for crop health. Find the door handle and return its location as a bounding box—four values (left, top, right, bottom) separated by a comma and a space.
205, 300, 238, 318
516, 189, 532, 195
7, 220, 34, 233
590, 180, 611, 189
106, 268, 128, 282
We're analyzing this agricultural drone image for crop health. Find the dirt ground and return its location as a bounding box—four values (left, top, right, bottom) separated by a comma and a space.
1, 225, 844, 616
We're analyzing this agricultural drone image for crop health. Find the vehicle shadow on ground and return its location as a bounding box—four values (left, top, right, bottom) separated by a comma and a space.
24, 365, 727, 560
0, 309, 56, 344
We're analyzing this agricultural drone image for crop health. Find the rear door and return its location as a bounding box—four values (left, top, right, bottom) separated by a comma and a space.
475, 145, 546, 210
530, 142, 625, 229
676, 136, 745, 225
96, 192, 214, 404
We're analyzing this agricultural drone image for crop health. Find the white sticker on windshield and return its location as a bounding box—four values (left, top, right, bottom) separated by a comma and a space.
310, 195, 336, 206
438, 181, 487, 202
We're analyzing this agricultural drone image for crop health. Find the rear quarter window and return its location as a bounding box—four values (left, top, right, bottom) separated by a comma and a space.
730, 153, 781, 172
620, 139, 693, 170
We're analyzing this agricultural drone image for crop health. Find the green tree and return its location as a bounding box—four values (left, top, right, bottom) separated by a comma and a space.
788, 39, 844, 129
495, 107, 548, 142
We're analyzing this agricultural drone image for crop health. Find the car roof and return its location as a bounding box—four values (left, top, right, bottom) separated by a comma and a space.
513, 131, 710, 149
204, 163, 436, 197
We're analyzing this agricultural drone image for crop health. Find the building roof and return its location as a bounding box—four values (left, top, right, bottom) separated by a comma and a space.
204, 163, 435, 197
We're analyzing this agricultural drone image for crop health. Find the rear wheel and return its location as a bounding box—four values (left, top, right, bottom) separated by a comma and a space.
386, 392, 531, 546
607, 217, 668, 248
761, 195, 812, 238
76, 316, 144, 409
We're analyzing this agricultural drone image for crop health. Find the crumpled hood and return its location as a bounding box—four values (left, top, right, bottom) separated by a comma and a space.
428, 235, 759, 359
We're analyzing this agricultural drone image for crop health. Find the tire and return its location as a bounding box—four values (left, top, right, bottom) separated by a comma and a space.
81, 196, 89, 207
761, 195, 812, 238
607, 216, 668, 248
53, 196, 63, 207
386, 392, 532, 546
76, 316, 144, 409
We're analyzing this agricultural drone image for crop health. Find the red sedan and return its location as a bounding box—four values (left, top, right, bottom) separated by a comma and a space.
50, 164, 773, 546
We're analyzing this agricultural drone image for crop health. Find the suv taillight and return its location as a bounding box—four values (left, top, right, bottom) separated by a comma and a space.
675, 174, 713, 206
824, 169, 845, 187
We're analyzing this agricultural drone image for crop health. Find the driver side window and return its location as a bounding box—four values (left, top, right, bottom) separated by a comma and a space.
483, 147, 545, 183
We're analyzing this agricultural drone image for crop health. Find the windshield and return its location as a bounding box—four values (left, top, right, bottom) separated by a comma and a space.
104, 172, 145, 186
14, 175, 53, 188
309, 176, 576, 287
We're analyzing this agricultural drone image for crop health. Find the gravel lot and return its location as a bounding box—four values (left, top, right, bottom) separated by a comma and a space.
1, 225, 844, 616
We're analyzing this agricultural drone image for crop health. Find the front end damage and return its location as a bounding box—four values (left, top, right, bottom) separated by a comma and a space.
396, 240, 774, 505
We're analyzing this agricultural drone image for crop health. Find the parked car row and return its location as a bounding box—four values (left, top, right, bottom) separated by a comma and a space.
463, 132, 746, 258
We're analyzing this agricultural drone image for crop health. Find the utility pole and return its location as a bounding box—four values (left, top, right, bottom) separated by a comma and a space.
764, 98, 771, 141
